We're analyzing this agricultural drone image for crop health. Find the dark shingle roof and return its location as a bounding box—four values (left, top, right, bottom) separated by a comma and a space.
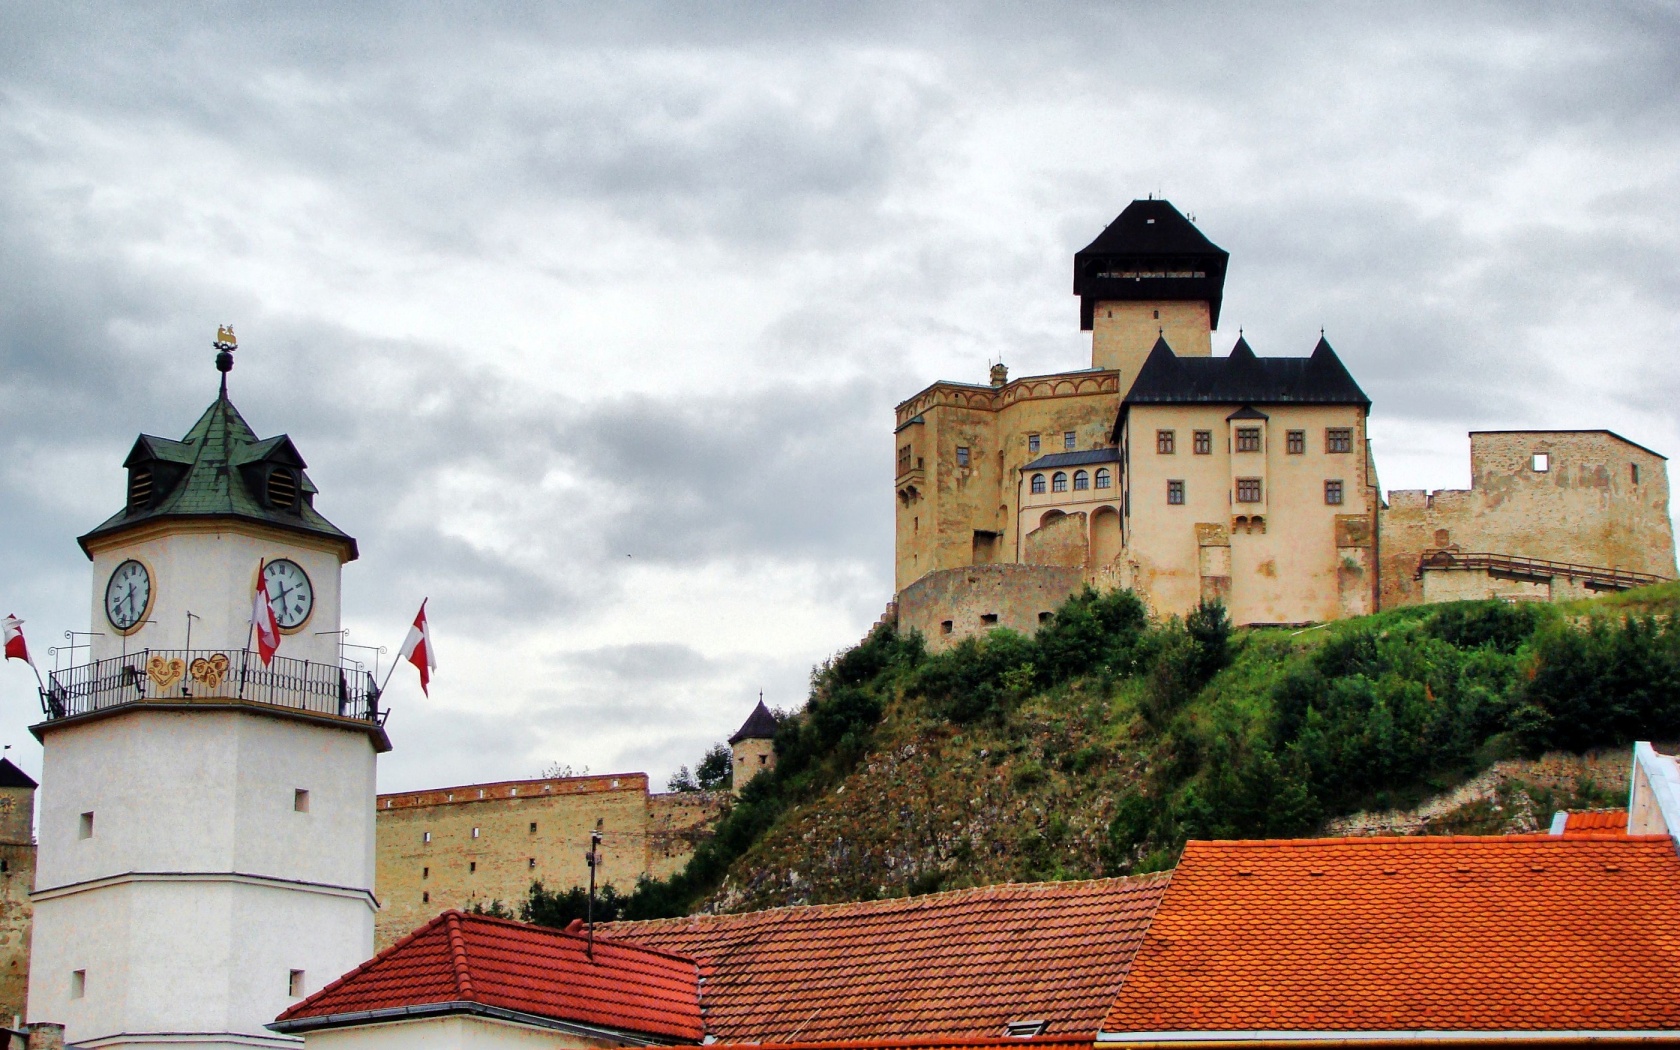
1123, 335, 1369, 408
80, 393, 356, 559
729, 701, 780, 744
1073, 199, 1229, 329
1022, 449, 1120, 471
0, 758, 36, 789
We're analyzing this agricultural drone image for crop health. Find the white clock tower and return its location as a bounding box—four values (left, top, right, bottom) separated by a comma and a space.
26, 329, 391, 1049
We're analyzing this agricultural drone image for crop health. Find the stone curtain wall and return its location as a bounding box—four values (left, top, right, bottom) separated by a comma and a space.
896, 564, 1085, 653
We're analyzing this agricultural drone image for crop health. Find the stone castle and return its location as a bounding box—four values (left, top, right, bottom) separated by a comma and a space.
892, 199, 1677, 645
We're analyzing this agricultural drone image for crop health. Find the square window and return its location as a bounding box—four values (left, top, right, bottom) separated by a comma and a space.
1063, 431, 1077, 451
1287, 430, 1305, 455
981, 613, 999, 625
1236, 478, 1263, 503
1156, 430, 1176, 454
1027, 433, 1041, 454
956, 446, 970, 467
289, 970, 305, 998
293, 789, 310, 813
1326, 428, 1353, 453
1167, 480, 1185, 505
71, 969, 85, 999
940, 620, 953, 634
1038, 611, 1052, 624
1533, 452, 1549, 472
1193, 430, 1212, 455
78, 812, 93, 840
1235, 427, 1262, 453
1325, 479, 1344, 505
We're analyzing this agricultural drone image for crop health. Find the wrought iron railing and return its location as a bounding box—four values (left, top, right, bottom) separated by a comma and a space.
1415, 549, 1670, 591
40, 649, 384, 725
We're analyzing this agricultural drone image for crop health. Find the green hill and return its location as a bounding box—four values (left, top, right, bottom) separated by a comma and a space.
519, 583, 1680, 923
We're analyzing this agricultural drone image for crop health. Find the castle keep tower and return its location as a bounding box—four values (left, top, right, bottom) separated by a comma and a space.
27, 331, 389, 1048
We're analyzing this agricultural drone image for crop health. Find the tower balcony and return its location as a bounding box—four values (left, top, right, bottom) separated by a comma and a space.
34, 648, 391, 750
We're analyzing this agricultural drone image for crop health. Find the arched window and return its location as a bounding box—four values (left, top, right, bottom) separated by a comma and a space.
1030, 473, 1046, 494
1052, 472, 1068, 493
1073, 470, 1090, 491
1095, 467, 1111, 489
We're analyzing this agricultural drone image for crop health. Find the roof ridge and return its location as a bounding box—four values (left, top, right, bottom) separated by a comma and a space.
454, 909, 706, 967
444, 911, 475, 1000
277, 909, 453, 1021
1188, 833, 1672, 847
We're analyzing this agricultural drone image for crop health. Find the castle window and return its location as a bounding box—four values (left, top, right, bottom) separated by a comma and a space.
71, 970, 86, 1000
1095, 468, 1112, 489
1064, 431, 1077, 450
1193, 430, 1212, 455
128, 466, 154, 511
1235, 427, 1262, 453
1052, 472, 1068, 493
940, 620, 953, 634
469, 861, 476, 873
1028, 433, 1041, 454
1157, 430, 1176, 454
1633, 463, 1640, 484
1287, 430, 1305, 455
529, 857, 537, 870
529, 822, 538, 834
1031, 473, 1046, 494
79, 812, 93, 839
1236, 478, 1263, 503
422, 891, 429, 903
956, 446, 971, 467
423, 867, 429, 879
981, 613, 999, 625
423, 831, 431, 843
1073, 470, 1090, 490
1533, 452, 1549, 472
1325, 479, 1344, 505
293, 789, 310, 813
266, 467, 299, 509
1326, 428, 1353, 454
898, 444, 912, 474
472, 827, 480, 838
1167, 480, 1185, 505
289, 970, 306, 998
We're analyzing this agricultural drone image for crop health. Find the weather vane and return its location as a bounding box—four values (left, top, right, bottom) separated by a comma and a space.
214, 324, 238, 395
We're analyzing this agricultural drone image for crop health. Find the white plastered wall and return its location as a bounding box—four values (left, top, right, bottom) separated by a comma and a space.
304, 1014, 622, 1050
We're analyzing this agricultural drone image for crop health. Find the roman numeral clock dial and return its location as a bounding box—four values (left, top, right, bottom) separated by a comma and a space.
262, 558, 315, 630
104, 558, 153, 632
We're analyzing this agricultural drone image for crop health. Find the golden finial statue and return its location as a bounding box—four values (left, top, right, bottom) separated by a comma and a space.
214, 324, 237, 351
213, 323, 238, 395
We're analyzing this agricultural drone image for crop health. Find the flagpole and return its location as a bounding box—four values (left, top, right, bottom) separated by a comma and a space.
378, 596, 428, 696
238, 558, 261, 699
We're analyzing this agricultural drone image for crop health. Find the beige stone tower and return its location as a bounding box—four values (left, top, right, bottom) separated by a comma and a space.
728, 701, 778, 794
1074, 199, 1228, 389
0, 758, 36, 1024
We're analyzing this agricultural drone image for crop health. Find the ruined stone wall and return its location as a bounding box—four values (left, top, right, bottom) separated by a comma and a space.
1023, 511, 1089, 567
896, 563, 1086, 652
0, 842, 31, 1023
646, 791, 729, 880
1380, 431, 1676, 608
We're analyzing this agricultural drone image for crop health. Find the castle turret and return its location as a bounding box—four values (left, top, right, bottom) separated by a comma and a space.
1074, 199, 1228, 385
26, 330, 388, 1048
728, 701, 778, 794
0, 758, 36, 1022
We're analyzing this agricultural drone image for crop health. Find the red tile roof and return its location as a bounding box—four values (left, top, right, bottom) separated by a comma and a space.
691, 1037, 1093, 1050
1102, 835, 1680, 1037
272, 910, 703, 1041
1564, 809, 1630, 832
604, 875, 1170, 1043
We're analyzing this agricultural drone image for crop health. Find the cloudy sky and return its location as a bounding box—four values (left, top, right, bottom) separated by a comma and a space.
1, 3, 1676, 792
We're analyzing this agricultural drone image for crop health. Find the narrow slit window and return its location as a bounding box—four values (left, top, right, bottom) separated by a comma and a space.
423, 831, 431, 844
529, 822, 538, 834
79, 812, 93, 840
1632, 463, 1640, 484
471, 827, 480, 839
528, 857, 537, 870
1193, 430, 1212, 455
1167, 480, 1185, 505
71, 970, 86, 999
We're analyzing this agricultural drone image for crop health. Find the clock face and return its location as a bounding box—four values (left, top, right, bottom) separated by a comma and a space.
105, 559, 153, 632
262, 558, 314, 631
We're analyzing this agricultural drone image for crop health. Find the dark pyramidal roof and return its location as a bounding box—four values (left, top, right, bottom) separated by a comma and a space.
1074, 199, 1230, 329
729, 701, 779, 745
0, 758, 36, 789
1124, 334, 1370, 408
80, 392, 356, 559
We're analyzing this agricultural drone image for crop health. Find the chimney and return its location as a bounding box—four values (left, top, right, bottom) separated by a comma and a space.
26, 1023, 64, 1050
989, 362, 1008, 388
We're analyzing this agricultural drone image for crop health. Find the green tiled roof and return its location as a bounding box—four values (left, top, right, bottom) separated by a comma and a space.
79, 394, 357, 560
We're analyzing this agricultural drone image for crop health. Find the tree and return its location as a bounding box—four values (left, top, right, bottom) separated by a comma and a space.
696, 743, 733, 791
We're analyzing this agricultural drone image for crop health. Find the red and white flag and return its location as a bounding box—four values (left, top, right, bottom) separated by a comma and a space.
398, 599, 436, 695
2, 615, 34, 667
250, 560, 282, 665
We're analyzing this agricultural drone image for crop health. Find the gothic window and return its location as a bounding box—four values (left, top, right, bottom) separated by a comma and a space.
1326, 428, 1353, 453
1193, 430, 1212, 455
1031, 473, 1046, 494
1157, 430, 1176, 454
1052, 472, 1068, 493
1167, 480, 1185, 505
1094, 467, 1112, 489
1236, 478, 1263, 503
1063, 431, 1077, 451
1287, 430, 1305, 454
1073, 470, 1090, 490
1325, 479, 1344, 505
1235, 427, 1262, 453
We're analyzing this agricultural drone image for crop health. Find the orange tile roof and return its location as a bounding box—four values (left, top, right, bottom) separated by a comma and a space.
272, 910, 703, 1041
691, 1037, 1093, 1050
1101, 835, 1680, 1038
603, 875, 1169, 1043
1565, 809, 1629, 832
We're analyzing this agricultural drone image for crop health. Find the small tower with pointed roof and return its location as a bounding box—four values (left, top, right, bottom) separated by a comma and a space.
728, 700, 779, 794
1074, 199, 1228, 386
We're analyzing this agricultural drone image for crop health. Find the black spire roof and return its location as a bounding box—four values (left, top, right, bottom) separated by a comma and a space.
1121, 335, 1369, 415
729, 700, 779, 744
0, 758, 37, 789
1073, 199, 1230, 330
79, 391, 356, 560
